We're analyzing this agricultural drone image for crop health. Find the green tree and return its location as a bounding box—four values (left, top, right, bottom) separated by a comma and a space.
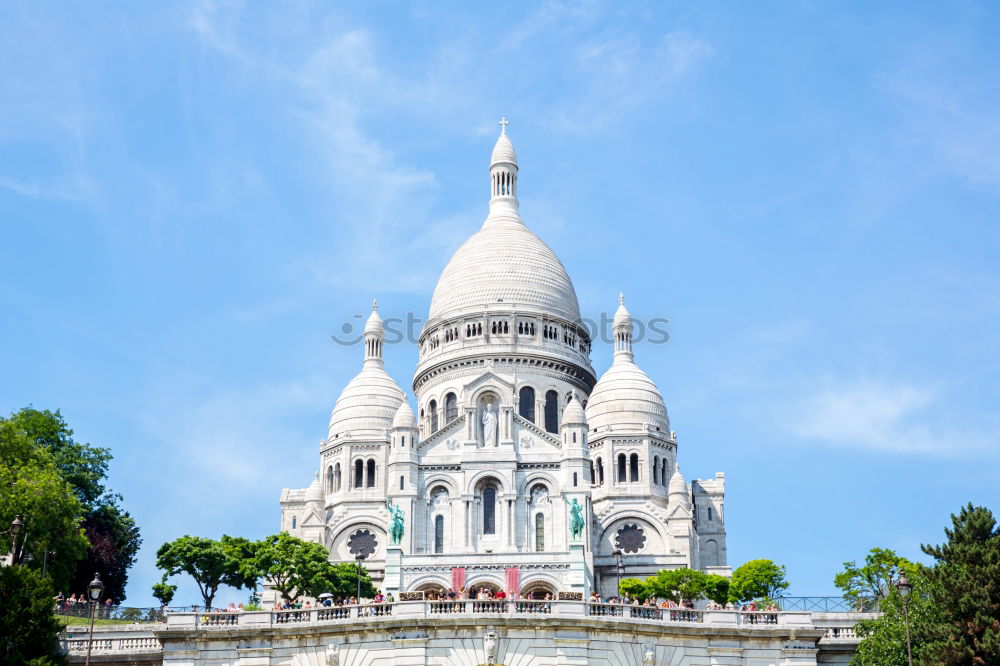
0, 419, 89, 592
729, 559, 789, 603
619, 577, 651, 600
918, 503, 1000, 665
155, 535, 251, 610
3, 407, 142, 602
641, 568, 730, 605
255, 532, 377, 602
151, 578, 178, 607
835, 547, 914, 611
326, 561, 378, 600
0, 565, 67, 665
852, 567, 943, 666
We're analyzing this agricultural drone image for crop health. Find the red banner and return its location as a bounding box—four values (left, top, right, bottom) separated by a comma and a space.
451, 567, 466, 591
505, 567, 519, 597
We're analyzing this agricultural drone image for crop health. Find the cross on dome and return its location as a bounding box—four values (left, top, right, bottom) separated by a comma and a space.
619, 292, 625, 305
372, 298, 378, 312
499, 117, 509, 135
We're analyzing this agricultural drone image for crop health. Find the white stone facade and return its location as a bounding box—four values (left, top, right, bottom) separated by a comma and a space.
277, 122, 728, 601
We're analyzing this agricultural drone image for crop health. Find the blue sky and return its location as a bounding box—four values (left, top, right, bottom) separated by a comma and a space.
2, 1, 998, 606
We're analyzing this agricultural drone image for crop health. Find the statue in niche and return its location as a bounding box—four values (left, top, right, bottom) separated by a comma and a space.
643, 644, 655, 665
325, 643, 339, 666
481, 402, 498, 447
530, 485, 549, 505
484, 626, 499, 664
564, 497, 585, 542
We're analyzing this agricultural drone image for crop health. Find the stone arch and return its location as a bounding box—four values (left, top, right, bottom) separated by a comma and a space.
517, 470, 559, 497
598, 514, 666, 557
330, 520, 387, 562
408, 575, 450, 593
517, 384, 537, 422
519, 573, 559, 599
466, 576, 504, 596
467, 470, 507, 495
421, 474, 459, 498
469, 383, 510, 408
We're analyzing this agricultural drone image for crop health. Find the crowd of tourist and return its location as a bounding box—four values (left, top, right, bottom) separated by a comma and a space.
52, 592, 116, 618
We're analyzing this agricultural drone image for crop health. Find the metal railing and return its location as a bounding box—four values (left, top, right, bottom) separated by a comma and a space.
776, 597, 872, 613
55, 606, 166, 624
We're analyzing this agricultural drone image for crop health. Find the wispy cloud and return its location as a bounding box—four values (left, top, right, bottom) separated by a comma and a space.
877, 42, 1000, 186
786, 379, 996, 457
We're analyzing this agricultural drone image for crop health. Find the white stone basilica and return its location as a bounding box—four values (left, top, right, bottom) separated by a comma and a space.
277, 122, 729, 601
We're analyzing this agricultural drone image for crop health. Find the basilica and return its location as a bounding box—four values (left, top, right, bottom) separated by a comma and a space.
277, 122, 728, 601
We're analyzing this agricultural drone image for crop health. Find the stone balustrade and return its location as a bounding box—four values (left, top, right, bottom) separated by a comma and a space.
159, 601, 813, 629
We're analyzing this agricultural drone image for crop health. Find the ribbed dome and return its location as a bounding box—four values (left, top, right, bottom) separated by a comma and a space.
328, 365, 405, 439
561, 393, 587, 427
305, 471, 324, 503
427, 218, 582, 323
391, 400, 417, 429
491, 132, 517, 166
585, 359, 670, 433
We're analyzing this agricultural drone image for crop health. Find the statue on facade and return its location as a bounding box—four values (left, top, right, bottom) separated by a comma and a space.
643, 644, 655, 665
482, 402, 498, 447
484, 626, 499, 664
325, 642, 339, 666
385, 497, 405, 545
564, 497, 585, 542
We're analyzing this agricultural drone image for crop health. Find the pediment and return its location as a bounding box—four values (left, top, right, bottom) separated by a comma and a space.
463, 370, 515, 395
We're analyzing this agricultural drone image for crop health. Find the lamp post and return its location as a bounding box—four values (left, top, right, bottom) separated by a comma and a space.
613, 549, 624, 598
84, 572, 105, 666
896, 572, 914, 666
355, 554, 364, 601
7, 515, 24, 565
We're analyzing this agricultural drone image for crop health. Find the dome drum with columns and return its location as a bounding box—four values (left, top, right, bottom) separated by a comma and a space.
276, 120, 728, 602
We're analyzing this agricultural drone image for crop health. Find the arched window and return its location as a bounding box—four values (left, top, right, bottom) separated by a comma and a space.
573, 472, 578, 487
597, 457, 605, 485
629, 453, 639, 482
518, 386, 536, 422
354, 460, 364, 488
617, 454, 627, 483
292, 516, 297, 529
661, 459, 669, 486
334, 463, 341, 492
434, 515, 444, 553
482, 486, 496, 535
653, 457, 660, 485
366, 459, 376, 488
399, 475, 405, 490
429, 400, 439, 433
535, 513, 545, 552
544, 390, 559, 433
326, 465, 334, 493
445, 393, 458, 422
589, 460, 595, 483
708, 506, 714, 521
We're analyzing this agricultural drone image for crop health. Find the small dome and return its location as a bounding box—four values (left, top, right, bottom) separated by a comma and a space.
612, 295, 631, 329
305, 471, 324, 504
560, 393, 587, 427
491, 131, 517, 167
328, 365, 405, 439
585, 359, 670, 433
668, 465, 687, 496
391, 400, 417, 429
364, 305, 383, 335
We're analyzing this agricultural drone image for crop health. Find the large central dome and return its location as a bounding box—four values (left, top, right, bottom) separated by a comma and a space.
427, 218, 581, 323
427, 124, 581, 325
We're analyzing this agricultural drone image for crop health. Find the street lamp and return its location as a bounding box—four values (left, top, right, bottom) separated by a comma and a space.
355, 555, 364, 601
7, 515, 24, 565
613, 549, 624, 598
84, 573, 105, 666
896, 572, 914, 666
